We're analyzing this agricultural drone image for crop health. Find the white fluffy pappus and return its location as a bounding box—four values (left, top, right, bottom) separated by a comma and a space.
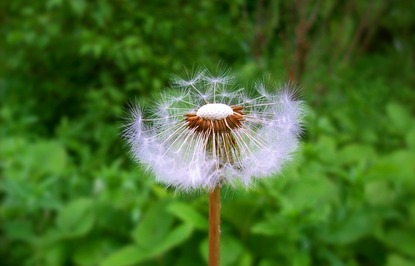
123, 68, 303, 191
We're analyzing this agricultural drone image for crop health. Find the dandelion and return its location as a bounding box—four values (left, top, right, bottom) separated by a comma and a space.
123, 66, 303, 266
124, 68, 302, 191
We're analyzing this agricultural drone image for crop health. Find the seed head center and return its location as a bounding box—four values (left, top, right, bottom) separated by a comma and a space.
185, 104, 244, 133
196, 103, 233, 120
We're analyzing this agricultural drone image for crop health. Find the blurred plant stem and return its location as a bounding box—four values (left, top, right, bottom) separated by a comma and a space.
209, 185, 221, 266
292, 0, 318, 81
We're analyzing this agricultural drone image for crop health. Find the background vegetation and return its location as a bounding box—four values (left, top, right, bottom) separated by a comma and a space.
1, 0, 415, 265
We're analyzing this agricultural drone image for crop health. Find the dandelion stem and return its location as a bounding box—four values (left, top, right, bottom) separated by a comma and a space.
209, 185, 221, 266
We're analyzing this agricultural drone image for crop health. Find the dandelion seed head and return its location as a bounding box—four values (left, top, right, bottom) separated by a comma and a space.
123, 67, 303, 190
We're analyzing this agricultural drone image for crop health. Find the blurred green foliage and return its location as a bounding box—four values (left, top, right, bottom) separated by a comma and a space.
1, 0, 415, 265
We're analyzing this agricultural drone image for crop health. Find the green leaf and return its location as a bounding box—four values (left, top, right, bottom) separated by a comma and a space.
42, 243, 66, 266
101, 224, 192, 266
149, 223, 193, 256
282, 174, 337, 212
251, 213, 294, 237
292, 251, 311, 266
3, 220, 35, 243
364, 180, 395, 206
317, 248, 344, 266
167, 202, 208, 230
317, 116, 337, 134
73, 238, 116, 266
258, 258, 278, 266
339, 144, 375, 165
251, 220, 279, 236
316, 136, 336, 163
221, 199, 257, 232
46, 0, 63, 9
368, 150, 415, 183
69, 0, 87, 16
32, 141, 67, 176
131, 201, 174, 249
386, 103, 413, 132
380, 229, 415, 257
386, 254, 415, 266
5, 140, 67, 179
56, 198, 94, 237
322, 210, 376, 245
406, 127, 415, 150
239, 252, 254, 266
100, 245, 148, 266
409, 202, 415, 223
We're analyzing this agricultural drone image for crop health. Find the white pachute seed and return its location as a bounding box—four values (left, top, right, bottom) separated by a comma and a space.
196, 103, 233, 120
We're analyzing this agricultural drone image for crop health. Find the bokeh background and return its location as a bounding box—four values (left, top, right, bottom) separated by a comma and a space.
1, 0, 415, 265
